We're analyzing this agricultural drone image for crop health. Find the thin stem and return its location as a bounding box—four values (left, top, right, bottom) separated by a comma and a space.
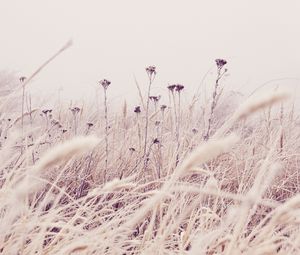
104, 88, 109, 182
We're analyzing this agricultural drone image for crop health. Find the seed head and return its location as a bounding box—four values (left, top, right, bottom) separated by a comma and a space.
153, 138, 160, 144
149, 95, 161, 102
134, 106, 141, 114
146, 66, 156, 76
160, 105, 167, 111
175, 84, 184, 92
19, 76, 26, 83
42, 109, 52, 115
51, 119, 60, 126
167, 84, 176, 92
99, 79, 111, 90
192, 128, 198, 134
70, 107, 80, 114
215, 59, 227, 69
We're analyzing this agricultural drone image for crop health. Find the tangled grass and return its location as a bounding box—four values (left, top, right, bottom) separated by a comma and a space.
0, 53, 300, 254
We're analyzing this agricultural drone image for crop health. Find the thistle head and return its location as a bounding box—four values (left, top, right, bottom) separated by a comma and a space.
99, 79, 111, 90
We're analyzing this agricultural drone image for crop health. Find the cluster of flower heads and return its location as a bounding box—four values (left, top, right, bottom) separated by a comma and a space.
215, 58, 227, 70
167, 84, 185, 92
99, 79, 111, 90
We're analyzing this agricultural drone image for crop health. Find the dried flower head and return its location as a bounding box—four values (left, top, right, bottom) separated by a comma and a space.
215, 59, 227, 69
153, 138, 160, 144
70, 107, 80, 114
146, 66, 156, 76
42, 109, 52, 115
167, 84, 176, 92
99, 79, 111, 90
160, 105, 167, 111
149, 95, 161, 102
192, 128, 198, 134
134, 106, 141, 114
51, 119, 60, 126
19, 76, 26, 83
175, 84, 184, 92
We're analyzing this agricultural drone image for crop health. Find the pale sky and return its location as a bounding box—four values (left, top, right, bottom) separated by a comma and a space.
1, 0, 300, 105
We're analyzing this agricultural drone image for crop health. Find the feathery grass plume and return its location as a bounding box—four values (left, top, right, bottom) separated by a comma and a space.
235, 90, 290, 120
213, 90, 290, 139
14, 135, 100, 199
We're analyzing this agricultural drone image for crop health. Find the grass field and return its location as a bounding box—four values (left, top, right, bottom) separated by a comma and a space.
1, 54, 300, 254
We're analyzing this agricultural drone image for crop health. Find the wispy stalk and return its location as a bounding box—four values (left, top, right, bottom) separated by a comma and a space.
99, 79, 111, 183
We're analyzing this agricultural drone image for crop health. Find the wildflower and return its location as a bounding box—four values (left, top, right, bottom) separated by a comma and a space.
167, 84, 176, 92
134, 106, 141, 114
99, 79, 111, 90
215, 59, 227, 69
175, 84, 184, 92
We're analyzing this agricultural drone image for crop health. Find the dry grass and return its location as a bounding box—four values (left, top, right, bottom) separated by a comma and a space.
1, 57, 300, 254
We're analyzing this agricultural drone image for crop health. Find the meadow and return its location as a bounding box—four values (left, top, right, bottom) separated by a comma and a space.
0, 44, 300, 254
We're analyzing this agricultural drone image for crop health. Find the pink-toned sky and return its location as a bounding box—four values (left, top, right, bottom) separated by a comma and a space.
1, 0, 300, 105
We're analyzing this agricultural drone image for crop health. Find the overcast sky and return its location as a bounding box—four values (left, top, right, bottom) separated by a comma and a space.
1, 0, 300, 105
